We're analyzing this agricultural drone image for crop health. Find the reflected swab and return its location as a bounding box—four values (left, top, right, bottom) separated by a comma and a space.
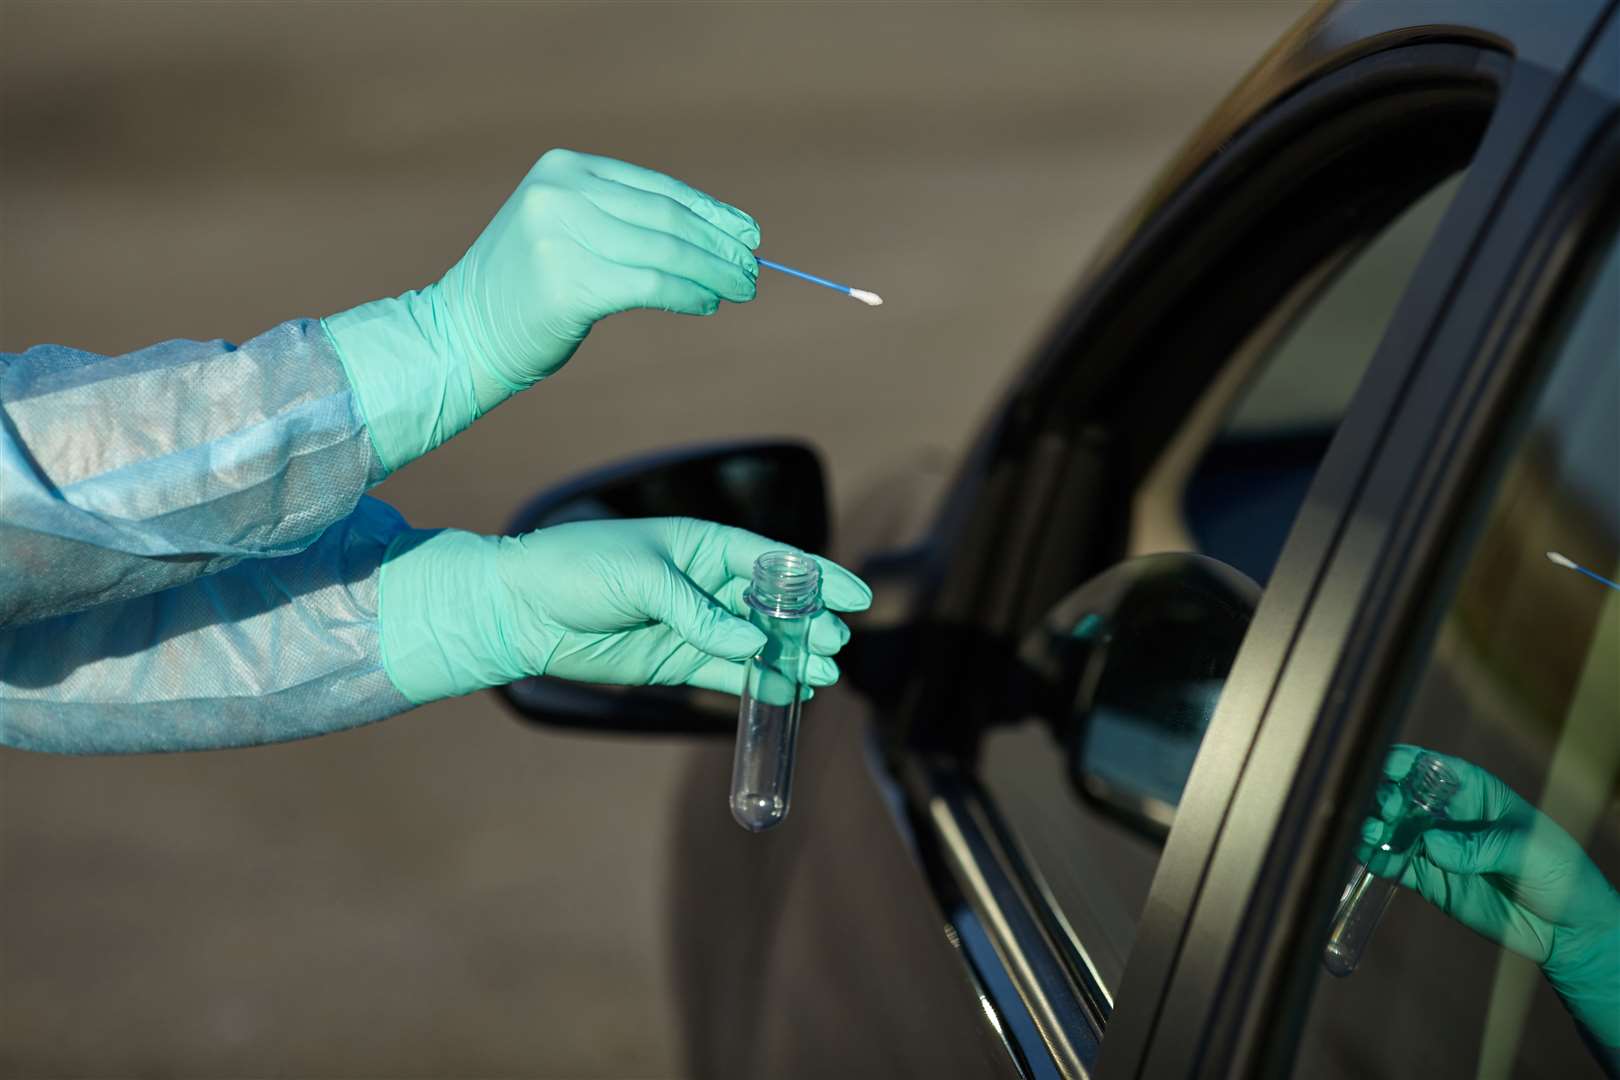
1546, 551, 1620, 593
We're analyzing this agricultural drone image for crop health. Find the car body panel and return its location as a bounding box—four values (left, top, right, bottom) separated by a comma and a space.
1090, 0, 1607, 308
671, 2, 1620, 1078
671, 689, 1021, 1079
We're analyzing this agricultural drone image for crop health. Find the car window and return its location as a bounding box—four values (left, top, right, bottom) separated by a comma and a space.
979, 120, 1491, 998
1181, 175, 1463, 585
1290, 215, 1620, 1079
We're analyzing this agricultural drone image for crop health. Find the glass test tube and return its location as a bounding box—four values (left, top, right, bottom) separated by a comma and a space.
1322, 752, 1460, 977
730, 551, 822, 832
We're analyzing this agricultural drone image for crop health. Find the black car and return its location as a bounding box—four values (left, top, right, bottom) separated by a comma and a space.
501, 1, 1620, 1076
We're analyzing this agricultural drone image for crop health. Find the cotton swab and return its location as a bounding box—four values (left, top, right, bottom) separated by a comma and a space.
757, 257, 883, 306
1546, 551, 1620, 593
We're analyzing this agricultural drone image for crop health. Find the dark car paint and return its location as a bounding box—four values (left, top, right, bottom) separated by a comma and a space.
670, 2, 1620, 1078
672, 697, 1025, 1079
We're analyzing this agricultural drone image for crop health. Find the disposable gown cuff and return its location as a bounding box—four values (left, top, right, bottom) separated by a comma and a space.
324, 289, 483, 476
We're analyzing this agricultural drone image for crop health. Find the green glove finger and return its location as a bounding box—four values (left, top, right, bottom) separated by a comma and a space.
809, 611, 851, 655
818, 558, 872, 612
710, 577, 850, 655
1354, 815, 1384, 863
580, 177, 759, 275
646, 566, 768, 661
686, 656, 750, 697
1370, 775, 1407, 825
577, 205, 757, 302
686, 656, 818, 699
698, 526, 873, 613
807, 655, 840, 687
572, 151, 761, 245
588, 257, 723, 317
1381, 743, 1422, 782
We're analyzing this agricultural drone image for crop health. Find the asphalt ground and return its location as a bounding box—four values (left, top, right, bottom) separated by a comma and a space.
0, 3, 1305, 1075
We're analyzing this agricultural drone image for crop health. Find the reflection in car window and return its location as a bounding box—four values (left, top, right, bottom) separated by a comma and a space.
981, 162, 1484, 997
1292, 222, 1620, 1078
1184, 174, 1463, 585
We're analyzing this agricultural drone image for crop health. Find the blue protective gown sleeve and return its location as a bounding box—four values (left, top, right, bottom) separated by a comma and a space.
0, 497, 413, 753
0, 319, 383, 628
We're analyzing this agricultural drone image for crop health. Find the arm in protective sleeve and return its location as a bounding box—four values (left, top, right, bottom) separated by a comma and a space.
0, 497, 413, 754
0, 319, 383, 628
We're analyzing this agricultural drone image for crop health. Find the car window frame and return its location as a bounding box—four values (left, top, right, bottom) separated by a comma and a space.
1267, 112, 1620, 1080
1129, 20, 1620, 1080
877, 34, 1546, 1080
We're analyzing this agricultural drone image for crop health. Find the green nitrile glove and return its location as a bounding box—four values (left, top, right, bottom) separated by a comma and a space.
1364, 745, 1620, 1058
377, 517, 870, 705
325, 149, 761, 473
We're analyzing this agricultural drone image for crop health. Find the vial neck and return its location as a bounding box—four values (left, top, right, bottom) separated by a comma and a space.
747, 551, 822, 617
746, 590, 821, 619
1401, 755, 1461, 815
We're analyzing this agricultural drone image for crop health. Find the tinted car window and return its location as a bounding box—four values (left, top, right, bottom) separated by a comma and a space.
979, 125, 1489, 996
1185, 176, 1463, 585
1290, 218, 1620, 1078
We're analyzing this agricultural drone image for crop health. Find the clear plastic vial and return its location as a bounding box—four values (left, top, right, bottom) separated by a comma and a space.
730, 552, 822, 832
1322, 752, 1460, 977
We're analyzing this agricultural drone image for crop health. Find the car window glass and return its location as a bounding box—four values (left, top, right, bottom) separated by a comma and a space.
1186, 175, 1463, 585
1290, 219, 1620, 1079
980, 146, 1486, 997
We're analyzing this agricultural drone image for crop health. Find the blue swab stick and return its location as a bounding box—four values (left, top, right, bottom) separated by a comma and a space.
757, 257, 883, 306
1547, 551, 1620, 593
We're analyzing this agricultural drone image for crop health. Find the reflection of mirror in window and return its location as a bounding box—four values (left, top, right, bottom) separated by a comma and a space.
981, 160, 1484, 1001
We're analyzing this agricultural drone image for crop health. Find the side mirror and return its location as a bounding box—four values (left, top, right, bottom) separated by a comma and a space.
497, 440, 830, 736
1019, 553, 1259, 840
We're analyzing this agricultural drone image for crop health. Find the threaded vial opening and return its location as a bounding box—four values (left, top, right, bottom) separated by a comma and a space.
746, 551, 822, 617
1403, 753, 1460, 813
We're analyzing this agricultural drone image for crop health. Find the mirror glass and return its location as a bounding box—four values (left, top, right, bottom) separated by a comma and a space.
1020, 553, 1259, 837
509, 441, 827, 548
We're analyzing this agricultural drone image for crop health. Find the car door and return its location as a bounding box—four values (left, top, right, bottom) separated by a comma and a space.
1164, 19, 1620, 1080
671, 5, 1613, 1080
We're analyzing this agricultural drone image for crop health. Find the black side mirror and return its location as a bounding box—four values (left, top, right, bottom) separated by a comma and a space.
497, 440, 830, 736
1019, 553, 1259, 840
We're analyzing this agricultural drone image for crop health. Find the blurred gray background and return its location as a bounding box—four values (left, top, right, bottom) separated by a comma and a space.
0, 2, 1302, 1076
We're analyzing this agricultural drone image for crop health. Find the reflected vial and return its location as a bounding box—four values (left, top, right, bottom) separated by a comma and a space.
730, 552, 822, 832
1322, 752, 1460, 977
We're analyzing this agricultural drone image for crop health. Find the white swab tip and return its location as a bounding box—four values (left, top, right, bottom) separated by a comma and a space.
1546, 551, 1576, 569
849, 288, 884, 307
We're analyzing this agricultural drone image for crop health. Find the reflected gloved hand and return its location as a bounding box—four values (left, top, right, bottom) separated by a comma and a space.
325, 149, 761, 472
1365, 745, 1620, 1055
377, 517, 870, 706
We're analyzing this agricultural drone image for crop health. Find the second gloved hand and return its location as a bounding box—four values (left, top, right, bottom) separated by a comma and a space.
377, 517, 871, 705
325, 150, 761, 473
1364, 745, 1620, 1054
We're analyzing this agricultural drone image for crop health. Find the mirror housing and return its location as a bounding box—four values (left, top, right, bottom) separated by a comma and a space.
496, 440, 830, 736
1020, 553, 1259, 840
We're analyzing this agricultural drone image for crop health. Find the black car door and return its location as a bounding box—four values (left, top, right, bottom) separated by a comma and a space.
673, 4, 1614, 1079
1163, 17, 1620, 1080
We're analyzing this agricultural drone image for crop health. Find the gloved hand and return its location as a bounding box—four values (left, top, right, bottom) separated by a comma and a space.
325, 149, 761, 473
377, 517, 870, 705
1364, 745, 1620, 1054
